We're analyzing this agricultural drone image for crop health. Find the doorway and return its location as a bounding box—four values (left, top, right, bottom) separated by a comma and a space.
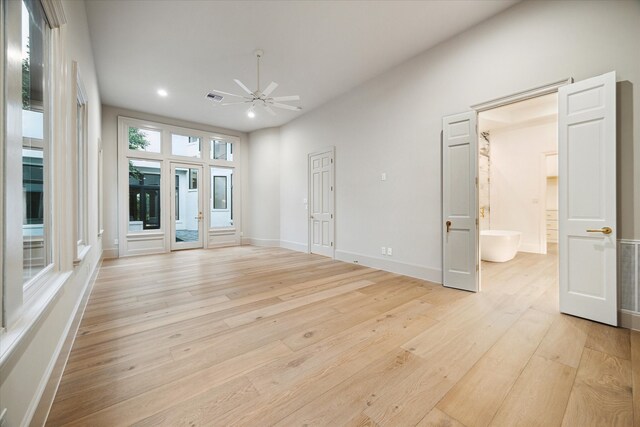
477, 93, 559, 294
442, 72, 618, 326
171, 163, 204, 250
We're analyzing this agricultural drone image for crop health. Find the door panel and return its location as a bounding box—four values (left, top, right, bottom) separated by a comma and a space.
309, 149, 334, 257
442, 112, 478, 292
559, 71, 617, 325
171, 163, 204, 250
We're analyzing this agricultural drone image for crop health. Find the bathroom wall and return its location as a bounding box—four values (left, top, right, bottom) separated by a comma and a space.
479, 132, 491, 230
489, 118, 557, 254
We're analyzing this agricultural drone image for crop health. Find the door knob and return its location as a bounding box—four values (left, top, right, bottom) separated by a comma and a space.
446, 220, 452, 233
195, 211, 203, 221
586, 226, 612, 235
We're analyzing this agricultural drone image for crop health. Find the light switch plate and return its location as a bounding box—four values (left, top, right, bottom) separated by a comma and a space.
387, 247, 393, 256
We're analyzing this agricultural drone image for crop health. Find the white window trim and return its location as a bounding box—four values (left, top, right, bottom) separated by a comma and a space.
117, 116, 242, 257
1, 0, 76, 363
73, 61, 89, 264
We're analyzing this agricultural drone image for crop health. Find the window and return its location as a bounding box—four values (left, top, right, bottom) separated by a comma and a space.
128, 160, 161, 230
211, 167, 233, 228
174, 174, 180, 221
211, 139, 232, 161
128, 127, 161, 153
172, 134, 201, 158
75, 63, 88, 251
189, 168, 198, 189
21, 0, 51, 284
213, 176, 227, 209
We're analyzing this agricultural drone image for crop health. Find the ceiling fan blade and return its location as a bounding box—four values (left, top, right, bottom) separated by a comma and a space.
261, 81, 279, 97
216, 101, 251, 106
209, 89, 247, 99
270, 95, 300, 102
234, 79, 254, 95
263, 105, 277, 116
269, 102, 302, 111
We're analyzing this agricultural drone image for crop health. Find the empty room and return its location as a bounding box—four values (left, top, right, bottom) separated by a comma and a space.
1, 0, 640, 426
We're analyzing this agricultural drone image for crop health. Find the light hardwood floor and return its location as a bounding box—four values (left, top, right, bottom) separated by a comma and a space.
47, 246, 638, 426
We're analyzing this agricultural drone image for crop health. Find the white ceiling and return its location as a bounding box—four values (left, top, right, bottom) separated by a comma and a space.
85, 0, 518, 133
479, 93, 558, 132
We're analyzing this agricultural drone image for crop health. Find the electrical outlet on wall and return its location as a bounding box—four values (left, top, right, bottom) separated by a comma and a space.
381, 246, 386, 255
381, 172, 387, 181
114, 238, 119, 245
387, 247, 393, 256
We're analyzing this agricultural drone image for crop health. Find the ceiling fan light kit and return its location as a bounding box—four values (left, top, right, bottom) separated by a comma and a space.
207, 49, 302, 118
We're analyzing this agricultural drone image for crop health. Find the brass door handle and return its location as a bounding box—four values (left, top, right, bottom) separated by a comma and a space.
195, 211, 203, 221
586, 227, 612, 235
446, 220, 452, 233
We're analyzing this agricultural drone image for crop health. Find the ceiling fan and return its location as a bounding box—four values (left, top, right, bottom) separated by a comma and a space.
206, 49, 302, 118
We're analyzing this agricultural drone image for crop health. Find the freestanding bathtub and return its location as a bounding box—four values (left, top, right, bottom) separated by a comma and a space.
481, 230, 522, 262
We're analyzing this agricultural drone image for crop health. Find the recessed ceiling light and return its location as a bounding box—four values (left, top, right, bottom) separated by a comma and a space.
247, 108, 256, 118
157, 89, 168, 97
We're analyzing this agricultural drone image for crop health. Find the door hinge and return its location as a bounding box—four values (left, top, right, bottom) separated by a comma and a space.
476, 218, 479, 226
331, 158, 333, 164
476, 264, 479, 271
331, 242, 333, 247
475, 177, 478, 187
331, 214, 333, 219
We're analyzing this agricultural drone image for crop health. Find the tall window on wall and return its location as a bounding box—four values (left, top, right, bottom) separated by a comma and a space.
20, 0, 51, 285
3, 0, 53, 328
75, 63, 88, 255
127, 127, 162, 232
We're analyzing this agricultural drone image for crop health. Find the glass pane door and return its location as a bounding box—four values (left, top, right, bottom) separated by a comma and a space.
171, 163, 204, 250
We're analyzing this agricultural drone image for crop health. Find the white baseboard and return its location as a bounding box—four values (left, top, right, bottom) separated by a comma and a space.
335, 249, 442, 284
280, 240, 308, 253
242, 237, 281, 247
620, 309, 640, 331
102, 247, 118, 259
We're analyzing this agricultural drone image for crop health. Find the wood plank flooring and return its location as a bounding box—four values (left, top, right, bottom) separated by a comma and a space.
46, 245, 638, 426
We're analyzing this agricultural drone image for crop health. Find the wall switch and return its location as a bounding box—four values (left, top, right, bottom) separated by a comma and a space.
303, 198, 307, 204
381, 173, 387, 181
387, 247, 393, 256
114, 238, 119, 245
381, 246, 386, 255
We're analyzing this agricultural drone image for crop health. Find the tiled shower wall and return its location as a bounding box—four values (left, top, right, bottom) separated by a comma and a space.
619, 239, 640, 315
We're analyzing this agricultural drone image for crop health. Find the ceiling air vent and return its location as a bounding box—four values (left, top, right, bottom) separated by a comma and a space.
206, 93, 224, 102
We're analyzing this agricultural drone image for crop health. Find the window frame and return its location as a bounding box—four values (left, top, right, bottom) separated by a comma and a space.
117, 116, 241, 257
1, 0, 69, 352
73, 61, 89, 262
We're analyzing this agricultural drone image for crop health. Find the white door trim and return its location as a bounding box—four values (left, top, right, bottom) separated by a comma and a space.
308, 146, 335, 258
471, 78, 573, 112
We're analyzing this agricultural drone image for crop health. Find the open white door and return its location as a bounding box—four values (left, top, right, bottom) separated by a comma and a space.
442, 112, 479, 292
559, 71, 617, 326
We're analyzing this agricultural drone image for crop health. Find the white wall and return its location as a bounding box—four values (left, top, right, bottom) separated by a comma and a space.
100, 105, 248, 258
489, 119, 557, 253
0, 1, 103, 425
246, 128, 281, 246
247, 0, 640, 281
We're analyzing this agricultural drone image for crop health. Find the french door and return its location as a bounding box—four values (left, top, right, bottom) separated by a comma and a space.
558, 71, 617, 326
170, 163, 204, 250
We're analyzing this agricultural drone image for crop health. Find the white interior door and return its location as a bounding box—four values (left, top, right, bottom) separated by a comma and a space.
559, 71, 617, 326
171, 163, 204, 250
309, 149, 334, 257
442, 112, 479, 292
